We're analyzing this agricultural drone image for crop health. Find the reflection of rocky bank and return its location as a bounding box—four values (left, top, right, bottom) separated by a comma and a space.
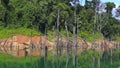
0, 35, 53, 57
0, 34, 120, 57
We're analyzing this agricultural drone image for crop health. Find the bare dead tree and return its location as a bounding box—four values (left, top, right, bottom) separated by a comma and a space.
2, 39, 9, 54
94, 2, 108, 68
17, 45, 19, 56
65, 21, 69, 68
56, 9, 60, 68
93, 8, 100, 61
44, 26, 48, 68
97, 14, 101, 68
11, 32, 14, 55
29, 32, 33, 68
72, 5, 78, 68
39, 34, 44, 56
118, 43, 120, 57
52, 26, 55, 68
60, 36, 64, 57
96, 14, 101, 68
38, 35, 41, 56
95, 3, 101, 68
92, 55, 95, 68
96, 11, 108, 68
110, 47, 113, 67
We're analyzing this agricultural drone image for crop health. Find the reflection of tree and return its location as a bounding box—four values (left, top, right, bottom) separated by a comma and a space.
23, 47, 28, 57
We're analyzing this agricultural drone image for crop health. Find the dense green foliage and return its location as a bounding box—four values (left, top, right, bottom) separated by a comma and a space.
0, 49, 120, 68
0, 0, 120, 40
0, 27, 40, 38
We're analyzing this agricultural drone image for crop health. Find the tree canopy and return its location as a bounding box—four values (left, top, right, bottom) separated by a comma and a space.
0, 0, 120, 40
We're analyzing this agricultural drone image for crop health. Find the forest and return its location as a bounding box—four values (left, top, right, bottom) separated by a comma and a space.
0, 0, 120, 68
0, 0, 120, 40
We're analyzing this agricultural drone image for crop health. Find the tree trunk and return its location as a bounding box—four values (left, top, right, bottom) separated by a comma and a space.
65, 21, 69, 68
56, 9, 60, 68
73, 5, 77, 68
52, 26, 55, 68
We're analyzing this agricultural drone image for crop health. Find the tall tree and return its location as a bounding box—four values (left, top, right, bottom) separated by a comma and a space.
106, 2, 115, 14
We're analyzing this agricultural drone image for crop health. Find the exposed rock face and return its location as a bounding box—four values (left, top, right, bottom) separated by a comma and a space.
0, 35, 54, 57
0, 35, 119, 57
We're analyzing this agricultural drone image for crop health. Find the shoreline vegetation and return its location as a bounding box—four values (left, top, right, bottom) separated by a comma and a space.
0, 49, 120, 68
0, 27, 120, 41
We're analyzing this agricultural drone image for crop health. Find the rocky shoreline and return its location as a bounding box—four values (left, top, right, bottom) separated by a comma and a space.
0, 34, 119, 57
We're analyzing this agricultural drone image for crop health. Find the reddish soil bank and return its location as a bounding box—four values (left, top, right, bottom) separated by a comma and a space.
0, 34, 119, 57
0, 35, 54, 57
